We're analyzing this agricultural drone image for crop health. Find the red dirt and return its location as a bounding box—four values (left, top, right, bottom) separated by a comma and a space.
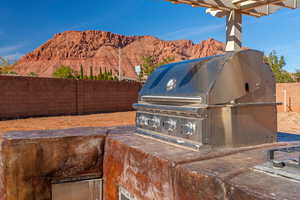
0, 111, 299, 135
0, 111, 136, 134
278, 112, 300, 134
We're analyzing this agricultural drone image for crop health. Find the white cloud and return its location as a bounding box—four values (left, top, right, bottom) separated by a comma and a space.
161, 24, 224, 40
0, 43, 25, 56
0, 42, 26, 62
0, 43, 24, 55
3, 52, 24, 61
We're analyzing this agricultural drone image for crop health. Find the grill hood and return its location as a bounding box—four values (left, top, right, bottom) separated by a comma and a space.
139, 49, 275, 105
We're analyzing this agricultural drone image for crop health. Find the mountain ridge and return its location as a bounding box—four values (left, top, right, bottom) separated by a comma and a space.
14, 30, 226, 78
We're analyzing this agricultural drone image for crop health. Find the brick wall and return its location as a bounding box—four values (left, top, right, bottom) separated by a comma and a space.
77, 80, 141, 115
0, 76, 141, 120
276, 83, 300, 112
1, 75, 299, 120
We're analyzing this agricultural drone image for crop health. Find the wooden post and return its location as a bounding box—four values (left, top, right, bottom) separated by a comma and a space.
225, 10, 242, 51
283, 89, 287, 112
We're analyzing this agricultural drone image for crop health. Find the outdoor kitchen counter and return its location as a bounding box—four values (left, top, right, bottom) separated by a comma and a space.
104, 132, 300, 200
0, 126, 134, 200
0, 126, 300, 200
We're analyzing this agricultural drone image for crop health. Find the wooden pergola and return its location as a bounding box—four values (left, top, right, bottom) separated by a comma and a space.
164, 0, 300, 51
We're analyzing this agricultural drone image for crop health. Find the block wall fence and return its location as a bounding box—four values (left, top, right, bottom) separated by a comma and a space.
0, 76, 141, 120
276, 83, 300, 112
0, 76, 299, 120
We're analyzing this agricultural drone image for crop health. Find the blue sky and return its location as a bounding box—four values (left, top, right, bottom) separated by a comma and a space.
1, 0, 300, 72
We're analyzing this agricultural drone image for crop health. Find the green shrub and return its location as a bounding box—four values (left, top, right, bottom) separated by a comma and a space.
52, 64, 119, 80
53, 65, 76, 79
141, 56, 174, 78
28, 72, 38, 77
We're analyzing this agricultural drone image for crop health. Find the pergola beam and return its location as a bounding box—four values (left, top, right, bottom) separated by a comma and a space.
164, 0, 300, 51
166, 0, 299, 14
239, 0, 285, 10
272, 1, 297, 9
232, 0, 259, 4
233, 0, 297, 9
167, 0, 266, 16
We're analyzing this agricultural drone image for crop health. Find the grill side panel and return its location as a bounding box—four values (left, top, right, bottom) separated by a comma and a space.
208, 104, 277, 147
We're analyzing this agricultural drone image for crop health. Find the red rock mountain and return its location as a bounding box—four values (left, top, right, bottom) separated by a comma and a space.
14, 30, 225, 78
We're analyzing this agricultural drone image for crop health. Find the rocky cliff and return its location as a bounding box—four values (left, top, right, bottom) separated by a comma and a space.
14, 30, 225, 78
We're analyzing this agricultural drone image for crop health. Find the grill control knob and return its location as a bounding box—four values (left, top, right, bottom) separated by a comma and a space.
138, 115, 149, 126
182, 122, 196, 137
163, 119, 177, 132
149, 116, 161, 129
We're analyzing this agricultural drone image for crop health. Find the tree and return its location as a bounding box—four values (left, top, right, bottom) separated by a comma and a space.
0, 71, 18, 75
0, 57, 17, 75
89, 66, 94, 80
141, 56, 174, 77
52, 64, 119, 80
52, 65, 76, 79
264, 51, 294, 83
96, 67, 118, 80
295, 70, 300, 78
80, 64, 84, 79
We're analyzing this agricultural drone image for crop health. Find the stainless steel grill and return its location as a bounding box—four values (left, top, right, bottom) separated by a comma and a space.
134, 50, 277, 150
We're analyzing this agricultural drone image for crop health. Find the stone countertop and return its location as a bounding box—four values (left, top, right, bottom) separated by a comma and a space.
104, 131, 300, 200
1, 126, 300, 200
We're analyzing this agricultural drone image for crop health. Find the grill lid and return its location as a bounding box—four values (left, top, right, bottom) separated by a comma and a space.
139, 50, 275, 105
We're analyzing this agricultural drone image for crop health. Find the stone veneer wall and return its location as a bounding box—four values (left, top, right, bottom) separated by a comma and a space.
0, 76, 141, 119
0, 127, 107, 199
0, 126, 133, 199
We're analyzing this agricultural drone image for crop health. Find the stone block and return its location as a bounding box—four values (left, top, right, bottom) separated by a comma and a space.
103, 133, 300, 200
0, 127, 108, 200
103, 134, 200, 200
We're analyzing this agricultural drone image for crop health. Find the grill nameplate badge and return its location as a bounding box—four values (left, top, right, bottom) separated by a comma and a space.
166, 79, 176, 91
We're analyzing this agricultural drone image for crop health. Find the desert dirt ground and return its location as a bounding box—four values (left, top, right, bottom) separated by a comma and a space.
278, 112, 300, 134
0, 111, 136, 134
0, 111, 299, 134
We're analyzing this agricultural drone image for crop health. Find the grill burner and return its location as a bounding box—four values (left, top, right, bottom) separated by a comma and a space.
134, 50, 278, 150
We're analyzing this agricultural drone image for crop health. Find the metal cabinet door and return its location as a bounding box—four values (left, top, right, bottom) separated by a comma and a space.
52, 179, 102, 200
